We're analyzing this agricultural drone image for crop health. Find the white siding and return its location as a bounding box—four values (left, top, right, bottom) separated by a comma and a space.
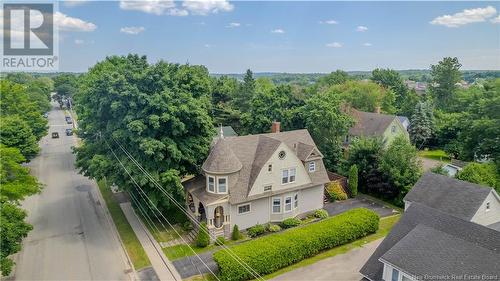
248, 143, 312, 196
299, 184, 324, 214
471, 191, 500, 226
230, 197, 270, 230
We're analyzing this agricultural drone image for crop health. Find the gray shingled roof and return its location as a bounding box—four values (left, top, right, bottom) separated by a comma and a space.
202, 138, 243, 174
183, 175, 227, 205
192, 129, 330, 205
380, 224, 500, 279
349, 109, 397, 137
360, 203, 500, 281
404, 172, 492, 220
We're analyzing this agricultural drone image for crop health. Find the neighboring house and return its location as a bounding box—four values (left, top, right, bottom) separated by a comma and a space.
345, 108, 409, 147
397, 116, 410, 131
360, 173, 500, 281
404, 173, 500, 227
442, 163, 461, 177
182, 122, 330, 238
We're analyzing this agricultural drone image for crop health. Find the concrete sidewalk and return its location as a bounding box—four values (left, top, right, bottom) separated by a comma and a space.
121, 202, 182, 281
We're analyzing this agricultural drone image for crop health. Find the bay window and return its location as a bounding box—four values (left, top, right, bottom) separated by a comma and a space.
218, 177, 227, 193
208, 176, 215, 192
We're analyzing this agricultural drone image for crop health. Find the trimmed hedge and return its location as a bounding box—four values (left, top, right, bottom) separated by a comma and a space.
247, 224, 265, 237
326, 181, 348, 201
213, 208, 379, 281
281, 217, 301, 229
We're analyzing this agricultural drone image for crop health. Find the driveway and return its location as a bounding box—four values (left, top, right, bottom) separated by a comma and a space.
419, 156, 443, 172
271, 239, 383, 281
324, 195, 399, 218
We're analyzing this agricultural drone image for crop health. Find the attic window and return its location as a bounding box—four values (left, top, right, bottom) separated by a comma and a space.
268, 164, 272, 172
278, 151, 286, 160
391, 126, 396, 133
486, 202, 490, 212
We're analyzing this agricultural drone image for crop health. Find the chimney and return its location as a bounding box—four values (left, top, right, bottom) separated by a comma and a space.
271, 121, 281, 133
374, 106, 381, 114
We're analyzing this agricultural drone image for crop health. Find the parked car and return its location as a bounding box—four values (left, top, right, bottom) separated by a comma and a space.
65, 129, 73, 136
65, 116, 73, 124
51, 132, 59, 138
43, 112, 49, 118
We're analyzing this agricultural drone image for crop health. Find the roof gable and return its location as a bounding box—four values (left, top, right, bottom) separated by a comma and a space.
348, 109, 398, 137
404, 172, 492, 220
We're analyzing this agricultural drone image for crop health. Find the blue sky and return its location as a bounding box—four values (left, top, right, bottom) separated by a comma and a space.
57, 1, 500, 73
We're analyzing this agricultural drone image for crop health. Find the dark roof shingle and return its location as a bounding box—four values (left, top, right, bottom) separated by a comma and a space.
349, 109, 397, 137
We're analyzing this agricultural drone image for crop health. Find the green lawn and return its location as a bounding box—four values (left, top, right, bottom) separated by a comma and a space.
262, 214, 401, 280
97, 179, 151, 270
418, 149, 451, 162
163, 236, 248, 261
141, 217, 186, 243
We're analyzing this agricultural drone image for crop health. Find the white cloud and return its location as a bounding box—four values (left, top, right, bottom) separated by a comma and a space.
356, 25, 368, 32
63, 1, 89, 7
182, 0, 234, 15
271, 28, 285, 34
55, 12, 97, 32
167, 8, 189, 16
326, 42, 342, 48
204, 43, 214, 48
227, 22, 240, 28
430, 6, 497, 27
490, 15, 500, 24
319, 19, 338, 25
119, 0, 176, 15
120, 26, 145, 34
74, 39, 84, 44
363, 43, 372, 47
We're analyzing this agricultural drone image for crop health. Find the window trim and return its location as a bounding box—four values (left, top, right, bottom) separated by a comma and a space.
272, 197, 281, 214
281, 167, 296, 185
217, 177, 228, 194
268, 164, 272, 172
207, 176, 215, 193
294, 193, 298, 209
237, 203, 251, 215
264, 185, 272, 192
486, 201, 490, 212
308, 161, 316, 172
284, 196, 292, 213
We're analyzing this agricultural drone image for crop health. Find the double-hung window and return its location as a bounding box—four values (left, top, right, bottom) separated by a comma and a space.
208, 176, 215, 192
218, 178, 227, 193
238, 204, 250, 214
308, 161, 316, 172
391, 269, 399, 281
282, 168, 296, 184
272, 198, 281, 213
294, 193, 298, 209
284, 196, 292, 212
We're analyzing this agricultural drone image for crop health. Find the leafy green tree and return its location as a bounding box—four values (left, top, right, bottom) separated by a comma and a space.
379, 136, 422, 202
328, 81, 395, 114
345, 137, 384, 192
317, 70, 350, 88
74, 54, 214, 216
348, 164, 358, 197
0, 80, 48, 140
0, 116, 39, 159
196, 222, 210, 247
456, 163, 499, 192
233, 69, 255, 110
430, 57, 462, 110
232, 224, 242, 240
211, 76, 243, 132
371, 68, 409, 114
409, 101, 435, 148
53, 73, 79, 105
302, 91, 353, 171
0, 145, 41, 276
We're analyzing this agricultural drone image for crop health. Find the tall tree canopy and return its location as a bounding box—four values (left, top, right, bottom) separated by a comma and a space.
371, 68, 414, 115
409, 101, 435, 149
430, 57, 462, 110
0, 116, 39, 159
74, 54, 214, 215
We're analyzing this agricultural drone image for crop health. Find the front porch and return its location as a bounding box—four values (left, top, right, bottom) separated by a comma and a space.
183, 175, 231, 240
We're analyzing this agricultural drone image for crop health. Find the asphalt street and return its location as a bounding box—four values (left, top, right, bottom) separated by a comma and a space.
13, 102, 132, 280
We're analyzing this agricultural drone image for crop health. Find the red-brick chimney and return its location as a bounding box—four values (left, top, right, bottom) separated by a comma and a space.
271, 121, 281, 133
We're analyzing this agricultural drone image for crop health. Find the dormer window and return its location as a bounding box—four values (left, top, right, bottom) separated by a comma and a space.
208, 176, 215, 192
308, 161, 316, 172
218, 177, 227, 193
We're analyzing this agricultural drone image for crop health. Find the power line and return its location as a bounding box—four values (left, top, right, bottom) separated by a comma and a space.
111, 136, 264, 281
103, 137, 220, 281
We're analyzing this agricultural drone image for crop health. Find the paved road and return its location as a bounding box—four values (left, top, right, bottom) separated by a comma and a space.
13, 102, 132, 280
271, 239, 383, 281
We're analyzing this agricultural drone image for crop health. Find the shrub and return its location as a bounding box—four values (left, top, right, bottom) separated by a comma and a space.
326, 181, 348, 201
314, 209, 329, 219
214, 208, 379, 281
215, 236, 226, 246
281, 217, 301, 229
232, 224, 242, 241
247, 224, 265, 238
349, 164, 359, 197
267, 224, 281, 232
182, 221, 194, 232
195, 222, 210, 248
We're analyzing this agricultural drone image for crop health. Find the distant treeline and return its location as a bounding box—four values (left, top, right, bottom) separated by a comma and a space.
212, 70, 500, 85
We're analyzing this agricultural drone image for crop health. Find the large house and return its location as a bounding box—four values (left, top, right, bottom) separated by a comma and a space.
182, 122, 330, 238
360, 173, 500, 281
345, 108, 409, 147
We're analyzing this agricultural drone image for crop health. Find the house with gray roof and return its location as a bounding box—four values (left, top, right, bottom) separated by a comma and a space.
183, 122, 329, 238
345, 108, 409, 147
360, 173, 500, 281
